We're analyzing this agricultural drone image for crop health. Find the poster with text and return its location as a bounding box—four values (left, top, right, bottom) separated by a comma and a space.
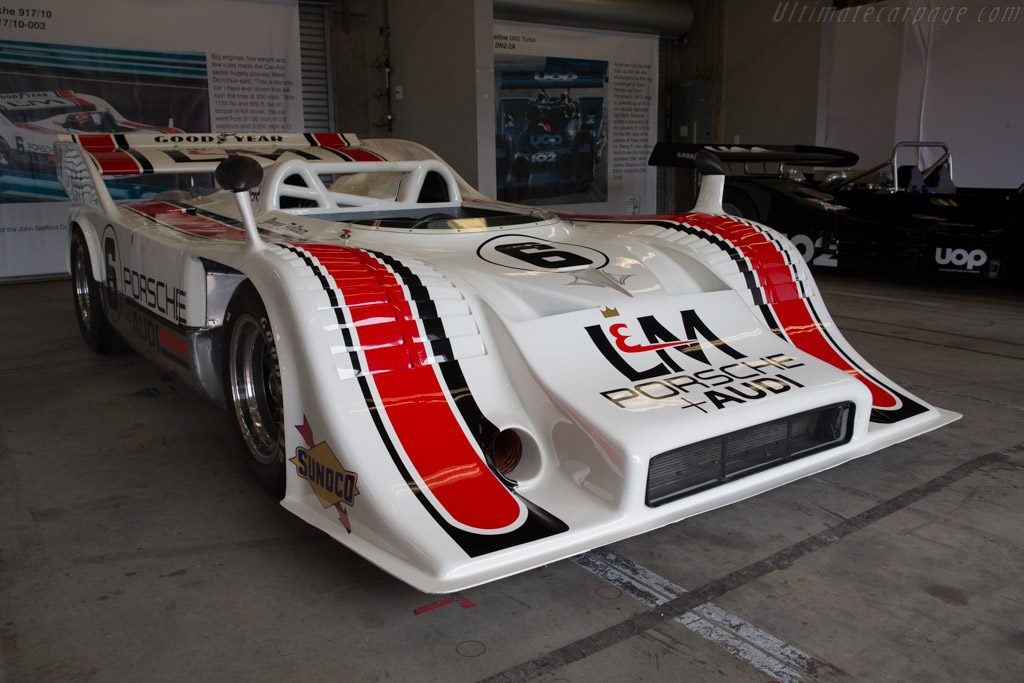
0, 0, 302, 281
493, 21, 658, 214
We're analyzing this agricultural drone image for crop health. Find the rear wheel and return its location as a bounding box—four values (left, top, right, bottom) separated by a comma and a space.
222, 282, 286, 496
70, 228, 126, 354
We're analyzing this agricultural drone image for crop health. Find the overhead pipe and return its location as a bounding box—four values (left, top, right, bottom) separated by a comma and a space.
494, 0, 693, 37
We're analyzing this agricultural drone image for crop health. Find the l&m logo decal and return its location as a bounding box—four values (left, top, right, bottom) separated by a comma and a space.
588, 308, 807, 413
292, 416, 360, 533
586, 308, 747, 381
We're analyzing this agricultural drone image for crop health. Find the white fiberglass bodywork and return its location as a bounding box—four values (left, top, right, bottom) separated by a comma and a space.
57, 132, 959, 592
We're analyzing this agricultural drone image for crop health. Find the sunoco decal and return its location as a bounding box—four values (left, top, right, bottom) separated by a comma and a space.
292, 416, 360, 533
590, 308, 807, 413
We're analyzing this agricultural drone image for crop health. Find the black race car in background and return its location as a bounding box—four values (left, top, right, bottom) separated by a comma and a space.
650, 142, 1024, 280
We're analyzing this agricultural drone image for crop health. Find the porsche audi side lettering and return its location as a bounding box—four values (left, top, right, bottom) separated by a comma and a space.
121, 267, 186, 324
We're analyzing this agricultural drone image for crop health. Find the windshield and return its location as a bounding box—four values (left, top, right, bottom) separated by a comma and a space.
329, 172, 403, 200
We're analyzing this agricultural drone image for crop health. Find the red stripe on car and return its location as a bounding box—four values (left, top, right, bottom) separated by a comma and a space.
341, 148, 386, 162
125, 201, 248, 240
309, 133, 349, 148
686, 214, 899, 409
74, 135, 142, 175
158, 328, 188, 359
88, 150, 144, 175
77, 134, 118, 152
57, 90, 93, 108
300, 244, 523, 532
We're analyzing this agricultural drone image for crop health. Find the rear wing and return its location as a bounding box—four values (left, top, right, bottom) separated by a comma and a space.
56, 132, 367, 177
649, 143, 859, 173
54, 132, 475, 220
55, 133, 379, 217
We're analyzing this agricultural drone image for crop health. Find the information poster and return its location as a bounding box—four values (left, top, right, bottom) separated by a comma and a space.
0, 0, 302, 281
493, 21, 658, 215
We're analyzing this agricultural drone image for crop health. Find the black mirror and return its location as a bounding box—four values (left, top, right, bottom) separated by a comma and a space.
215, 155, 263, 193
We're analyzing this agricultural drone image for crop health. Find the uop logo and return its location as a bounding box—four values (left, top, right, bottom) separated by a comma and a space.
935, 247, 987, 271
535, 72, 578, 82
530, 133, 564, 146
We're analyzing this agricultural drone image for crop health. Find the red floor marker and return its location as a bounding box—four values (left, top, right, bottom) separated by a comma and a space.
413, 595, 476, 615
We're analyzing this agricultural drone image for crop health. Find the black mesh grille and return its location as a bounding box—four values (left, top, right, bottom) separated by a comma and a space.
646, 402, 854, 507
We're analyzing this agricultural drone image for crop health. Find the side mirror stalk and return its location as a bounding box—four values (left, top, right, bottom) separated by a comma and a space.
215, 156, 265, 252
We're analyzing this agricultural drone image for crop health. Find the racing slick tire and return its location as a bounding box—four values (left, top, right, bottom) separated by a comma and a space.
70, 227, 128, 354
222, 282, 286, 497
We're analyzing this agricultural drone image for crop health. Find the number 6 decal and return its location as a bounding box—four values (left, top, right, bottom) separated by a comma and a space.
478, 235, 610, 272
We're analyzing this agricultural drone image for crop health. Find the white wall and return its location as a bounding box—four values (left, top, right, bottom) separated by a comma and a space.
386, 0, 492, 185
722, 0, 823, 145
822, 0, 1024, 187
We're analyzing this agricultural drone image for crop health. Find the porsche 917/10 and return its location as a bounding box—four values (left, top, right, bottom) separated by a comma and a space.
1, 90, 180, 173
59, 132, 957, 591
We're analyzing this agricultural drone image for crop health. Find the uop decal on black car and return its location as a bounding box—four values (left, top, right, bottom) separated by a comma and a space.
935, 247, 987, 271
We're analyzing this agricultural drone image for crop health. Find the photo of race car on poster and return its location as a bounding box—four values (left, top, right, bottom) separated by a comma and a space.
494, 55, 608, 205
493, 21, 658, 215
0, 40, 210, 204
0, 0, 303, 281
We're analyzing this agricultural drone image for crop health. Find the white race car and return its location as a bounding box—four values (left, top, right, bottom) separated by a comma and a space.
0, 91, 179, 171
58, 132, 958, 592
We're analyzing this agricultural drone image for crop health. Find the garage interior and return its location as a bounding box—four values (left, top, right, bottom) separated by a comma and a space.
3, 1, 1024, 681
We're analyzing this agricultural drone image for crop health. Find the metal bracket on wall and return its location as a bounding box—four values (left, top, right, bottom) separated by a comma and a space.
371, 2, 395, 132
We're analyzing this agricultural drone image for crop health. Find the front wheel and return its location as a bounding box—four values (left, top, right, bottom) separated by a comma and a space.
222, 282, 286, 496
70, 228, 127, 354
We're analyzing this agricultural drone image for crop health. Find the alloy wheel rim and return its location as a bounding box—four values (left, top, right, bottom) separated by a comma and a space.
229, 314, 282, 465
72, 244, 92, 328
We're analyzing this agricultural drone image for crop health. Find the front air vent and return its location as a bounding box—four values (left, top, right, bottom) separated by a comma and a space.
646, 402, 855, 507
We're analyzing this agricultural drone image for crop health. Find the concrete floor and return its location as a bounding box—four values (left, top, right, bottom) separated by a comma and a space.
1, 273, 1022, 682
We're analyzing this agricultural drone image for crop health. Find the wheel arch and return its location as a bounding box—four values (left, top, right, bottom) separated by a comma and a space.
190, 256, 306, 413
66, 217, 105, 284
189, 257, 255, 409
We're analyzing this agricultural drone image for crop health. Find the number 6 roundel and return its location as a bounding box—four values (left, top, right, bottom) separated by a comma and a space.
477, 234, 609, 272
